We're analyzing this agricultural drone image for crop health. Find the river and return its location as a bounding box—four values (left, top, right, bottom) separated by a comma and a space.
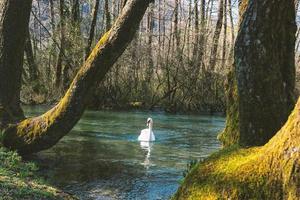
24, 106, 224, 200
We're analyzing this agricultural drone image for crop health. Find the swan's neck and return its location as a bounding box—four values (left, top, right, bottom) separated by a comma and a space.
148, 125, 152, 141
148, 124, 153, 132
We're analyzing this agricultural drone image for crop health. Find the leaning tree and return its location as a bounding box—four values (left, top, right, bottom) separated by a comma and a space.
0, 0, 152, 154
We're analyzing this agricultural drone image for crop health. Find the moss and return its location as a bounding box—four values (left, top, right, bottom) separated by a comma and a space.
86, 30, 111, 62
3, 30, 114, 153
2, 0, 153, 154
175, 98, 300, 200
173, 146, 278, 200
218, 70, 240, 147
0, 148, 75, 200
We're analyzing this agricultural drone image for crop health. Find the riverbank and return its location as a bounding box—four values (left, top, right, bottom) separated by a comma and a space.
0, 148, 76, 200
20, 83, 225, 115
20, 99, 225, 116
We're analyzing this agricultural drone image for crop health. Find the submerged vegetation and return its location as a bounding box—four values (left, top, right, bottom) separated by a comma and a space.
0, 148, 75, 200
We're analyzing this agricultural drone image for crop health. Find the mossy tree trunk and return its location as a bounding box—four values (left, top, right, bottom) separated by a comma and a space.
219, 0, 296, 147
175, 0, 299, 198
218, 0, 248, 146
175, 98, 300, 200
0, 0, 152, 154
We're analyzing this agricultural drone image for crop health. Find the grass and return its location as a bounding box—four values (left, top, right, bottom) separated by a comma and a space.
0, 147, 75, 200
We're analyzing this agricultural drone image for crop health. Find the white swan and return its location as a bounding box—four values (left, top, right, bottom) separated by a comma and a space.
138, 118, 155, 142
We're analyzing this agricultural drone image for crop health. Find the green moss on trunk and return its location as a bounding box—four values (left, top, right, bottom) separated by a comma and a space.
174, 98, 300, 200
218, 70, 240, 147
1, 0, 152, 154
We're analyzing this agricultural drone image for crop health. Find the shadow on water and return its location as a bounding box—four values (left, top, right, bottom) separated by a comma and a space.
23, 106, 225, 200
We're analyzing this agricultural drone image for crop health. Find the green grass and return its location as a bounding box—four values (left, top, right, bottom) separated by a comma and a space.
0, 147, 75, 200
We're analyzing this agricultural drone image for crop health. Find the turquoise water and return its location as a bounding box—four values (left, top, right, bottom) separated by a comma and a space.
24, 107, 224, 200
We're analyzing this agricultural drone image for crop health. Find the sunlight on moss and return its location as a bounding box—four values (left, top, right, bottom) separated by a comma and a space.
175, 99, 300, 200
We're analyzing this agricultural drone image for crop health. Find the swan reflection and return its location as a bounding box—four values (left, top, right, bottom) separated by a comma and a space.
140, 141, 154, 169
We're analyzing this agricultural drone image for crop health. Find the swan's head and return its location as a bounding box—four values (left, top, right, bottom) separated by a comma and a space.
147, 118, 153, 127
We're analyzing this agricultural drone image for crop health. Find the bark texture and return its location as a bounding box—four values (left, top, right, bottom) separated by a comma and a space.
55, 0, 66, 87
2, 0, 152, 154
85, 0, 100, 59
0, 0, 32, 127
218, 0, 249, 146
25, 28, 39, 81
209, 0, 224, 71
236, 0, 296, 146
219, 0, 295, 147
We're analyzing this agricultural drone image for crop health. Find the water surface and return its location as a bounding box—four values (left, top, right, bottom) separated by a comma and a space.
24, 106, 224, 200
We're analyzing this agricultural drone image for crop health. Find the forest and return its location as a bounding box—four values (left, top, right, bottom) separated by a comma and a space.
1, 0, 300, 199
13, 0, 239, 113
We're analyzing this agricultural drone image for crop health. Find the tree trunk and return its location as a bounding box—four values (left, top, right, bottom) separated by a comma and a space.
1, 0, 152, 154
220, 0, 295, 147
174, 0, 180, 53
175, 0, 300, 199
220, 1, 296, 146
218, 0, 248, 147
49, 0, 55, 31
122, 0, 128, 8
0, 0, 31, 127
208, 0, 224, 71
192, 0, 199, 58
145, 2, 154, 83
221, 0, 227, 69
236, 0, 296, 146
227, 0, 235, 63
71, 0, 80, 24
55, 0, 66, 87
105, 0, 111, 31
198, 0, 205, 71
85, 0, 100, 59
24, 27, 39, 81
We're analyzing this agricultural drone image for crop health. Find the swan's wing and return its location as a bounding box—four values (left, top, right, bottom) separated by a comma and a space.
140, 129, 149, 134
138, 129, 149, 141
150, 131, 155, 141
